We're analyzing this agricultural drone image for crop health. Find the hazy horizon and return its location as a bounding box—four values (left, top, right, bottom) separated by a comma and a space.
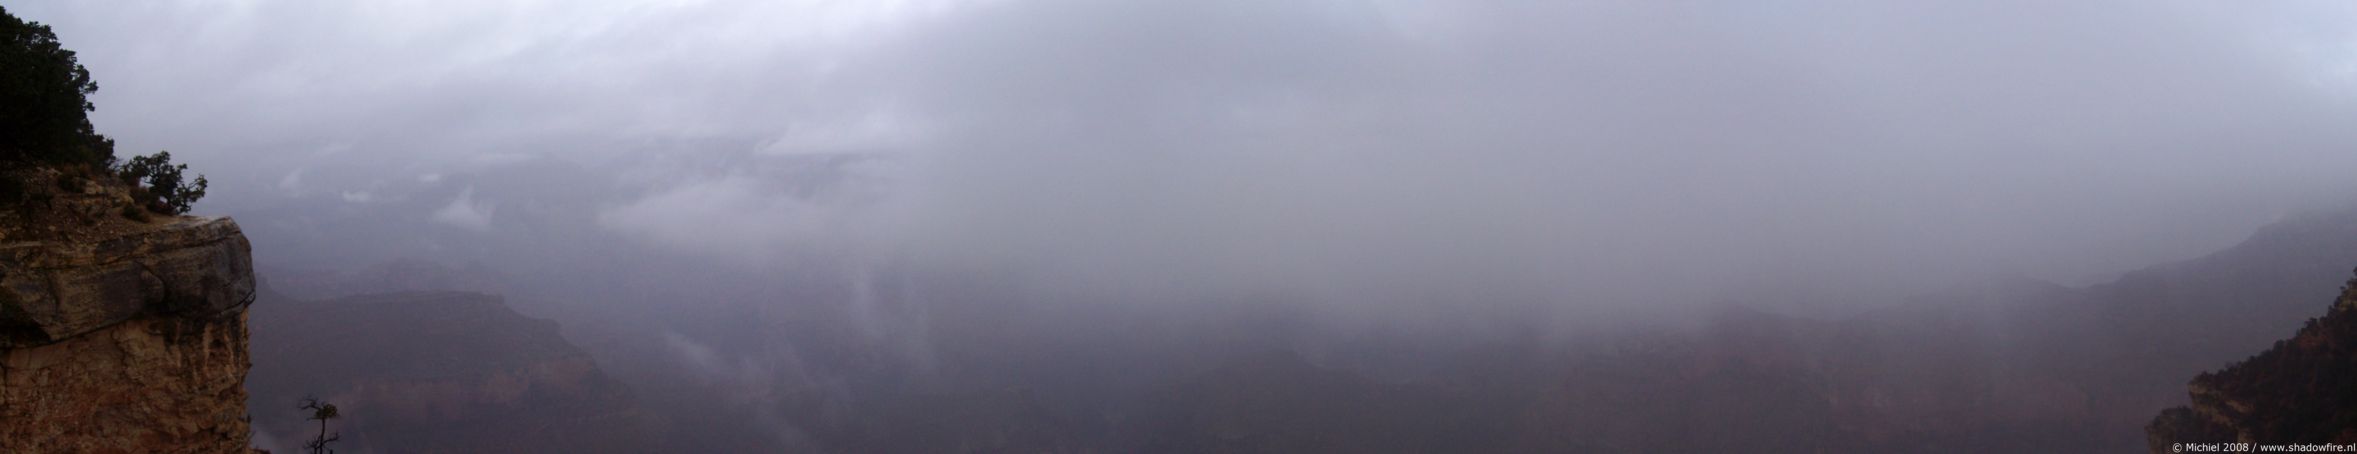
18, 1, 2357, 451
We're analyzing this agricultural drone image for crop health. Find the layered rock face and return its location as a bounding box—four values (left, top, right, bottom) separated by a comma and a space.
0, 216, 257, 453
2147, 273, 2357, 450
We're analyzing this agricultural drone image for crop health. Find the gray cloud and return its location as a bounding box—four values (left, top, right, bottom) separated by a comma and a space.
15, 0, 2357, 322
429, 187, 495, 232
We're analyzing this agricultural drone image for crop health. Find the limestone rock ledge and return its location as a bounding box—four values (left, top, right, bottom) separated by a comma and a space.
0, 216, 256, 453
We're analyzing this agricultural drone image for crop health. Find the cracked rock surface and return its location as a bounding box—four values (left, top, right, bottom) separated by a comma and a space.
0, 216, 256, 453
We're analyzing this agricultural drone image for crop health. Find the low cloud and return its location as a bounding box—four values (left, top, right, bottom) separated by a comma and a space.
17, 0, 2357, 318
429, 187, 496, 232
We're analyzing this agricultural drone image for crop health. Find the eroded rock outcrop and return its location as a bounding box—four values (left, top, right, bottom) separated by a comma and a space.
0, 216, 256, 453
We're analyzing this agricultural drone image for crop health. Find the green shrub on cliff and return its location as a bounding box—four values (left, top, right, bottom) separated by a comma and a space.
114, 151, 207, 215
0, 7, 207, 217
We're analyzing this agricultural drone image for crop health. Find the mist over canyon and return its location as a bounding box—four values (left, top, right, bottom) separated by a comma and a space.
10, 0, 2357, 452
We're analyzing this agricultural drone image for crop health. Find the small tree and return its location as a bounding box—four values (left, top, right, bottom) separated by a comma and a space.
298, 397, 341, 454
113, 151, 207, 215
0, 6, 113, 166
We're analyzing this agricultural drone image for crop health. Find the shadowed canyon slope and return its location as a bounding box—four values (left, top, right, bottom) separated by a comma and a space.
346, 205, 2357, 452
2147, 272, 2357, 449
1502, 208, 2357, 452
246, 289, 654, 453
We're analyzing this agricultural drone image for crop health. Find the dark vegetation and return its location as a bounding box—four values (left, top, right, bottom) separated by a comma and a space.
2147, 270, 2357, 448
0, 6, 203, 218
0, 5, 111, 168
113, 151, 208, 215
298, 397, 341, 454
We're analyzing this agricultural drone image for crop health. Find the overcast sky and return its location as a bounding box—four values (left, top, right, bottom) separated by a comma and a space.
15, 0, 2357, 316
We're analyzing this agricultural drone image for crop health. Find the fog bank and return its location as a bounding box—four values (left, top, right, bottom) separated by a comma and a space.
16, 0, 2357, 319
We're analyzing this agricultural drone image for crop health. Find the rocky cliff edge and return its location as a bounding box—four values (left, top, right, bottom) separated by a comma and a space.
0, 216, 257, 453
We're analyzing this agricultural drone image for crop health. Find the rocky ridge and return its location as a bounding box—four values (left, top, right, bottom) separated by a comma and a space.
2146, 271, 2357, 451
